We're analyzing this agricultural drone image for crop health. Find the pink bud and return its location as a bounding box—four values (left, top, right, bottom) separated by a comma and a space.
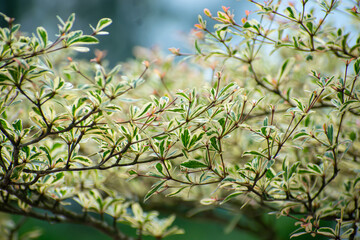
222, 6, 230, 12
194, 24, 204, 30
204, 8, 212, 17
168, 48, 180, 55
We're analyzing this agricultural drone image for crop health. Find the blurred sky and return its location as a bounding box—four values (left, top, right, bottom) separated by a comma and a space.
1, 0, 252, 63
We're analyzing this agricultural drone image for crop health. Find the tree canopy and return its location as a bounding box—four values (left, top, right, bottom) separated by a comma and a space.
0, 0, 360, 239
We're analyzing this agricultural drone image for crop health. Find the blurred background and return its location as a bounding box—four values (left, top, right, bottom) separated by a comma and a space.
1, 0, 252, 63
0, 0, 328, 239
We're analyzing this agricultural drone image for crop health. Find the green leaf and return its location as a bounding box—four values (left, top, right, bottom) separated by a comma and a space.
326, 124, 333, 144
218, 82, 236, 98
52, 172, 65, 183
189, 132, 204, 148
0, 119, 12, 130
96, 18, 112, 31
317, 227, 335, 237
144, 180, 167, 202
218, 118, 226, 130
243, 150, 267, 158
181, 160, 208, 169
290, 231, 308, 238
66, 13, 75, 30
37, 27, 48, 47
68, 35, 99, 46
181, 129, 190, 148
306, 21, 313, 33
341, 33, 349, 52
266, 168, 276, 179
12, 119, 22, 132
307, 163, 323, 175
222, 176, 236, 182
298, 169, 315, 174
0, 73, 10, 84
353, 177, 360, 188
349, 131, 356, 141
263, 117, 268, 127
221, 192, 242, 204
155, 162, 164, 175
137, 103, 152, 118
341, 228, 354, 238
176, 92, 190, 101
277, 58, 295, 82
10, 164, 25, 180
39, 146, 52, 165
132, 78, 144, 88
282, 159, 288, 180
266, 159, 275, 169
195, 40, 202, 54
166, 186, 188, 197
286, 7, 296, 19
210, 137, 219, 151
293, 132, 309, 140
108, 64, 122, 76
243, 22, 251, 28
72, 156, 93, 166
354, 58, 360, 75
292, 98, 304, 111
289, 162, 299, 179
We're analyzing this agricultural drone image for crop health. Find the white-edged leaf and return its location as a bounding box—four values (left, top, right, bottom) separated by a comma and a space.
144, 180, 167, 202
